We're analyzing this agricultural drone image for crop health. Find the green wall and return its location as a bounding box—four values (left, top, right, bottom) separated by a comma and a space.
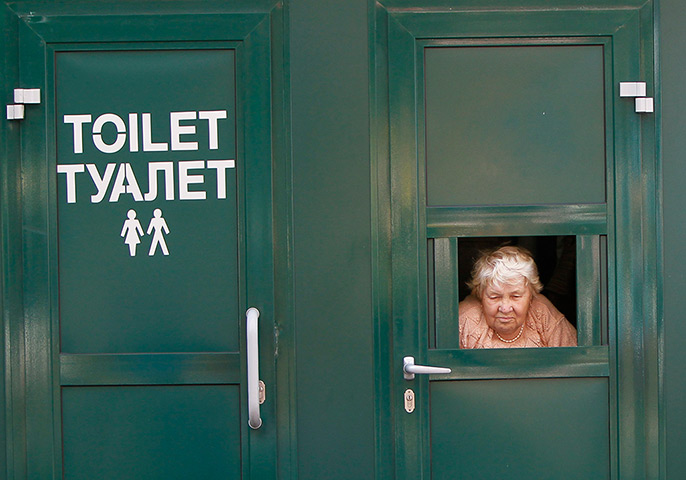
290, 0, 375, 478
660, 0, 686, 477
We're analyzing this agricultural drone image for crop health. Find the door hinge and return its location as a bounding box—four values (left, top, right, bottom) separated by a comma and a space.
619, 82, 654, 113
6, 105, 24, 120
6, 88, 41, 120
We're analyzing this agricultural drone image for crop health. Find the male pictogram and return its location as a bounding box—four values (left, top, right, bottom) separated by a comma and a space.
147, 208, 170, 256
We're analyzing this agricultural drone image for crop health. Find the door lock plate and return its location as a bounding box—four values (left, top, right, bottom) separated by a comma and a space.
404, 389, 415, 413
258, 380, 266, 404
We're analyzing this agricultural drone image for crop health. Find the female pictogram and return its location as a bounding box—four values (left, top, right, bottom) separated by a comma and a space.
121, 209, 144, 256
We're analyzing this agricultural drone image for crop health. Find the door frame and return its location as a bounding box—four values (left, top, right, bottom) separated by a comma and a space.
370, 1, 662, 478
0, 1, 296, 478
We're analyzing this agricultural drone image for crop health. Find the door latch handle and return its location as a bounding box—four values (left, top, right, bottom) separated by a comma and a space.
403, 356, 451, 380
246, 307, 262, 429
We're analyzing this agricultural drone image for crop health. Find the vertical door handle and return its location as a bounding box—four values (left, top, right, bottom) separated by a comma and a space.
246, 307, 262, 429
403, 356, 451, 380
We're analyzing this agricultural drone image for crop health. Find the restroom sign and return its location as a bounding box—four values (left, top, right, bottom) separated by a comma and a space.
121, 208, 170, 257
57, 109, 237, 257
58, 110, 235, 205
55, 48, 241, 348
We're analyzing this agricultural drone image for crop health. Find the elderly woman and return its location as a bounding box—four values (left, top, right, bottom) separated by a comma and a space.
459, 246, 577, 349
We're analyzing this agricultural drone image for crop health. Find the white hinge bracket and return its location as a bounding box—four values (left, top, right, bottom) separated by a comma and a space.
6, 105, 25, 120
619, 82, 654, 114
7, 88, 41, 120
14, 88, 40, 104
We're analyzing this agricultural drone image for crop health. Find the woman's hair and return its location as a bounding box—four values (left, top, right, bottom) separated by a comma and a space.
467, 245, 543, 298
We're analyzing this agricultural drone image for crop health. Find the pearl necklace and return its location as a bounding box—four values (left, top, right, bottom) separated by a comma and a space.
495, 324, 524, 343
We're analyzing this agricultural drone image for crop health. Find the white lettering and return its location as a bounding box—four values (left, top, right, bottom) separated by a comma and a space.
92, 113, 127, 154
178, 160, 206, 200
170, 111, 199, 151
57, 164, 85, 203
109, 163, 144, 202
86, 163, 117, 203
207, 160, 236, 199
129, 113, 139, 152
63, 115, 92, 154
145, 162, 175, 201
199, 110, 228, 150
58, 158, 236, 204
142, 113, 169, 152
64, 110, 230, 154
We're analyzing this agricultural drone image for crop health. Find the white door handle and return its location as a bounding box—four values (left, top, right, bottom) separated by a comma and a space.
246, 307, 262, 429
403, 356, 451, 380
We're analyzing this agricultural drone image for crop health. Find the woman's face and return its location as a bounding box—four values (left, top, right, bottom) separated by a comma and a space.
480, 278, 532, 339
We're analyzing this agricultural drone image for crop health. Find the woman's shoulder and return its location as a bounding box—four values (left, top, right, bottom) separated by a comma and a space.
458, 295, 482, 316
528, 293, 577, 346
528, 294, 568, 333
458, 295, 485, 328
530, 294, 562, 317
458, 295, 489, 347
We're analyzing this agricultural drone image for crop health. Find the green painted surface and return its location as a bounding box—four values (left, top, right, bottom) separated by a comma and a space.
430, 378, 610, 480
290, 0, 375, 478
4, 4, 281, 478
428, 346, 609, 379
375, 2, 659, 479
61, 385, 241, 479
425, 44, 606, 207
0, 0, 670, 479
0, 3, 24, 478
660, 0, 686, 477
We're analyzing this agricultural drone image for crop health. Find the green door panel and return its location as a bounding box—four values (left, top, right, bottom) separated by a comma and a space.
56, 49, 240, 354
430, 378, 610, 480
10, 2, 282, 478
62, 386, 242, 479
425, 43, 606, 206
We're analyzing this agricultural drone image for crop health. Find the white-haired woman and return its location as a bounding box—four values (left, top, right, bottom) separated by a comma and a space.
459, 246, 577, 349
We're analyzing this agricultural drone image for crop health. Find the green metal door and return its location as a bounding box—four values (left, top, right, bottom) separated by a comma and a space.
7, 2, 284, 478
373, 1, 659, 479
